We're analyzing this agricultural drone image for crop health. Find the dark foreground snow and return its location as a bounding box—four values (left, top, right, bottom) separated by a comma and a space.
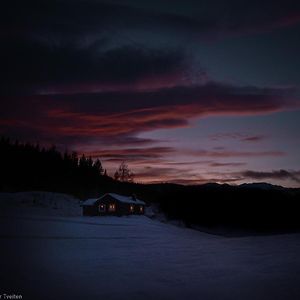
1, 192, 300, 300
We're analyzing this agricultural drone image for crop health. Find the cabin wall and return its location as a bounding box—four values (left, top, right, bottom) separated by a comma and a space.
82, 205, 98, 216
134, 204, 145, 215
82, 194, 146, 216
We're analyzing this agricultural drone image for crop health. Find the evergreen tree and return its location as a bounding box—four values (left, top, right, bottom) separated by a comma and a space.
0, 136, 110, 195
71, 151, 79, 167
93, 159, 104, 175
79, 154, 87, 168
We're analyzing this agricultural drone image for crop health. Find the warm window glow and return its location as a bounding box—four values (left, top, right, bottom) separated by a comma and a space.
130, 205, 134, 212
108, 203, 116, 212
99, 203, 106, 212
140, 206, 143, 212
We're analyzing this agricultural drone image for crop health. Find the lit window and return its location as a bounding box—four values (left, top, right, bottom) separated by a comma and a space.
99, 204, 106, 212
130, 205, 134, 212
108, 203, 116, 212
140, 206, 143, 212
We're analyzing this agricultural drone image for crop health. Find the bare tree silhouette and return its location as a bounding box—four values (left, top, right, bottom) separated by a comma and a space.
114, 162, 134, 182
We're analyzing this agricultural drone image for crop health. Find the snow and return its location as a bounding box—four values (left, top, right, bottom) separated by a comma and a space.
107, 193, 145, 205
0, 191, 81, 216
81, 197, 99, 206
1, 192, 300, 300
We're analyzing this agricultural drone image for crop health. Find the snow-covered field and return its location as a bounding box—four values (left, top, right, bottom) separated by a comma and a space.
1, 192, 300, 300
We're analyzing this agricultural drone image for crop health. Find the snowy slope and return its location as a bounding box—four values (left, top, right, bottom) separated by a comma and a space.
1, 192, 300, 300
0, 191, 81, 216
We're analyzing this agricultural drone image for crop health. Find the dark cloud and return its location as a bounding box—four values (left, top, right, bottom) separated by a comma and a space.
134, 168, 242, 185
164, 177, 241, 185
137, 168, 300, 185
186, 149, 285, 158
209, 133, 267, 142
0, 82, 297, 147
3, 0, 300, 41
2, 0, 300, 94
241, 169, 300, 183
209, 162, 247, 167
241, 136, 266, 142
133, 165, 210, 184
81, 147, 175, 161
0, 36, 188, 95
135, 168, 300, 185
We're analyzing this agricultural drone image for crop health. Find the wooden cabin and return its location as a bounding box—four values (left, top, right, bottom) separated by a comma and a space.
81, 193, 146, 216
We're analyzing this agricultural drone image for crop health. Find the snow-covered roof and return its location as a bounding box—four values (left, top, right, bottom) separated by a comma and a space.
81, 193, 145, 206
106, 193, 145, 205
81, 198, 99, 206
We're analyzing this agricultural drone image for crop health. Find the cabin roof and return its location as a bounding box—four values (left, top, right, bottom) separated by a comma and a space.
82, 193, 145, 206
81, 198, 99, 206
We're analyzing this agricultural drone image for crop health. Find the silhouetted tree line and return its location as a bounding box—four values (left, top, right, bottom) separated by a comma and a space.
0, 137, 114, 197
148, 183, 300, 233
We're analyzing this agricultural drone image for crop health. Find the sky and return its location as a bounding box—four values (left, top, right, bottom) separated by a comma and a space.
1, 0, 300, 187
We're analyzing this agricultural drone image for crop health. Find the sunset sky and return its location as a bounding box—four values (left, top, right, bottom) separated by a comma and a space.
1, 0, 300, 186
